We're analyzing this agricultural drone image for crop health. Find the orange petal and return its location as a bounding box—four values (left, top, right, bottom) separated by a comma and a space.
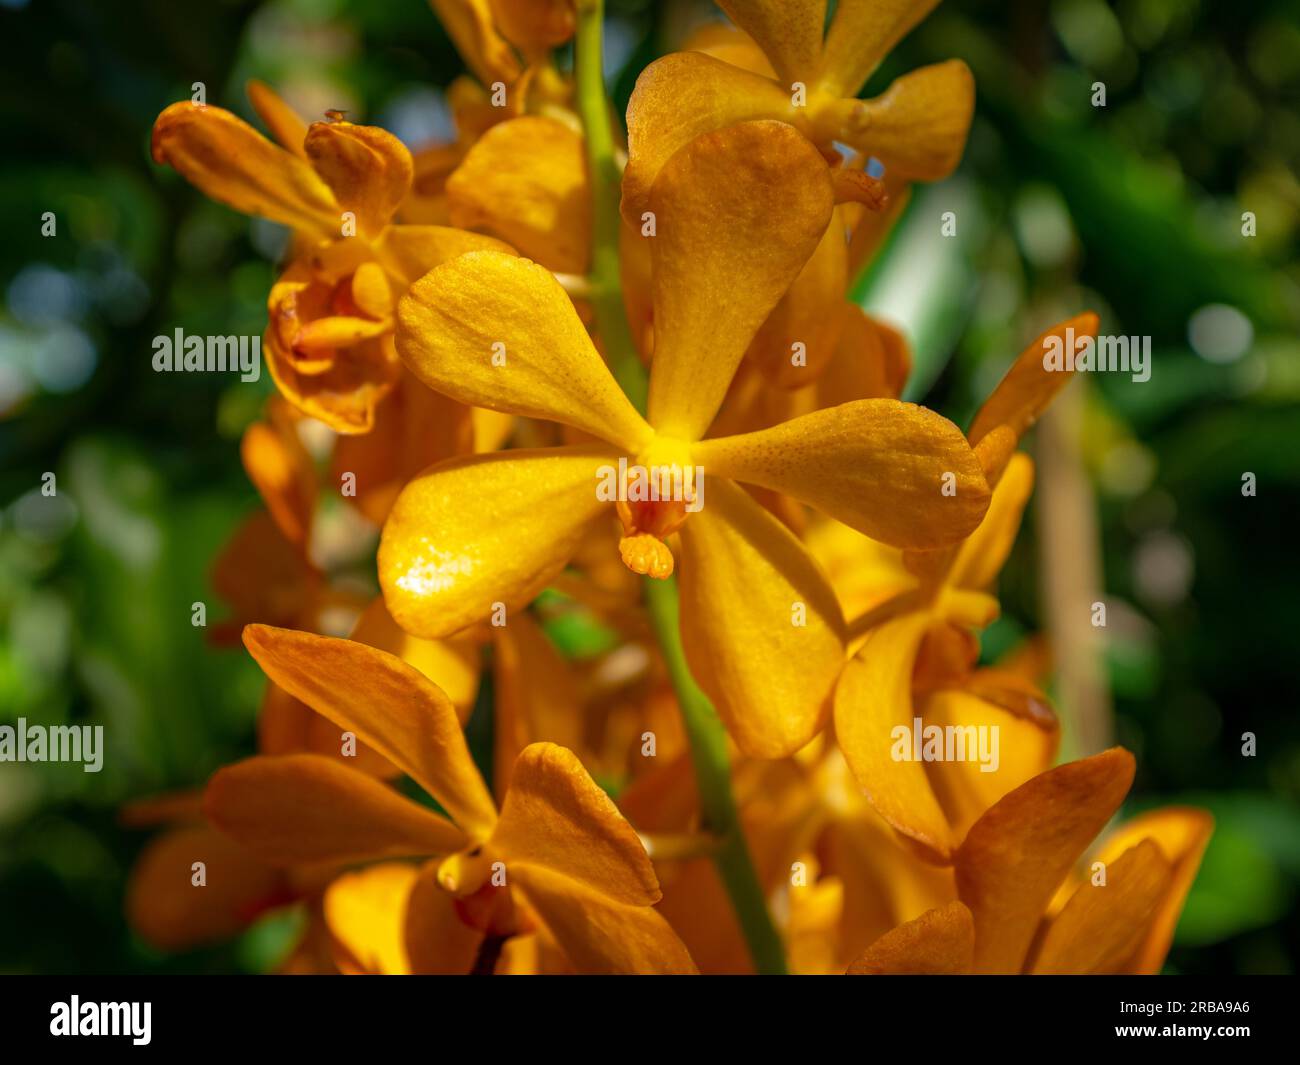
677, 477, 846, 758
1091, 807, 1215, 974
239, 416, 315, 548
512, 863, 698, 974
491, 743, 661, 905
125, 825, 285, 951
817, 0, 942, 97
246, 79, 308, 156
324, 862, 419, 974
304, 120, 414, 238
446, 116, 590, 273
967, 312, 1101, 450
955, 748, 1136, 973
834, 613, 954, 861
404, 860, 486, 974
846, 901, 974, 974
151, 101, 337, 236
242, 625, 498, 840
622, 52, 799, 228
645, 120, 834, 440
205, 754, 465, 865
429, 0, 522, 87
1029, 839, 1174, 974
396, 251, 652, 449
488, 0, 575, 54
944, 451, 1035, 591
715, 0, 826, 86
693, 399, 990, 550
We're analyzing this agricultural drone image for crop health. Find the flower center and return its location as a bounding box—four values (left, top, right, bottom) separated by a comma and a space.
610, 439, 701, 580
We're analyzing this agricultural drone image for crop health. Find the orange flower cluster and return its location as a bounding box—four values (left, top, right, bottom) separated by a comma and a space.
125, 0, 1210, 975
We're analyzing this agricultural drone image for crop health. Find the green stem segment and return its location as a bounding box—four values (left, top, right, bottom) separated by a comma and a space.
573, 0, 787, 975
644, 577, 789, 975
573, 0, 647, 412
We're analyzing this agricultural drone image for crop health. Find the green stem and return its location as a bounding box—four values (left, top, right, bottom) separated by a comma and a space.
573, 0, 786, 976
573, 0, 647, 412
644, 577, 788, 975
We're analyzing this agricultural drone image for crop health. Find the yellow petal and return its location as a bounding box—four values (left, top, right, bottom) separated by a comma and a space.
645, 120, 834, 440
242, 624, 498, 839
839, 60, 974, 182
967, 312, 1101, 449
429, 0, 522, 87
205, 754, 466, 865
677, 477, 845, 758
371, 224, 514, 286
846, 901, 974, 974
834, 613, 954, 861
491, 743, 660, 905
378, 447, 615, 639
1030, 839, 1174, 974
512, 863, 698, 974
622, 52, 799, 227
404, 861, 486, 974
816, 0, 941, 97
303, 120, 413, 238
492, 612, 583, 796
324, 862, 418, 975
715, 0, 826, 86
246, 79, 308, 156
693, 399, 990, 549
397, 251, 651, 449
746, 212, 849, 389
944, 451, 1034, 590
919, 686, 1059, 842
1091, 807, 1214, 974
955, 748, 1136, 973
447, 116, 589, 273
350, 596, 481, 724
488, 0, 575, 54
125, 825, 283, 951
152, 102, 338, 235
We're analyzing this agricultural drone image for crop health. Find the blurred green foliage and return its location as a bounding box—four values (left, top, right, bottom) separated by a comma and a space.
1, 0, 1298, 974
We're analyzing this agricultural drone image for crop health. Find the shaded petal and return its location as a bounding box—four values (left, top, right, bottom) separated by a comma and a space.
677, 477, 845, 758
846, 901, 974, 974
1091, 807, 1214, 974
371, 224, 514, 286
404, 861, 485, 974
247, 79, 308, 156
429, 0, 522, 87
152, 102, 337, 235
205, 754, 466, 865
839, 60, 974, 181
125, 825, 284, 952
967, 312, 1101, 452
324, 862, 418, 974
944, 451, 1034, 590
816, 0, 941, 97
1029, 839, 1173, 974
239, 407, 315, 548
694, 399, 990, 549
379, 446, 615, 639
243, 625, 498, 839
834, 613, 954, 861
491, 743, 660, 905
304, 120, 414, 238
715, 0, 826, 86
446, 116, 590, 273
622, 52, 799, 227
397, 251, 651, 449
955, 748, 1136, 973
512, 863, 698, 974
488, 0, 575, 54
645, 120, 834, 440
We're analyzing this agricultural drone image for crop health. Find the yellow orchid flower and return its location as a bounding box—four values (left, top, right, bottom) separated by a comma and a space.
828, 313, 1099, 860
379, 119, 989, 758
847, 749, 1213, 974
621, 0, 974, 225
204, 624, 696, 974
151, 84, 508, 432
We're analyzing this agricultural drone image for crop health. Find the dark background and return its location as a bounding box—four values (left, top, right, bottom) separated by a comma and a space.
1, 0, 1297, 973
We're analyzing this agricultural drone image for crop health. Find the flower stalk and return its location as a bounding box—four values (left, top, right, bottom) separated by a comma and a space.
574, 0, 787, 975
